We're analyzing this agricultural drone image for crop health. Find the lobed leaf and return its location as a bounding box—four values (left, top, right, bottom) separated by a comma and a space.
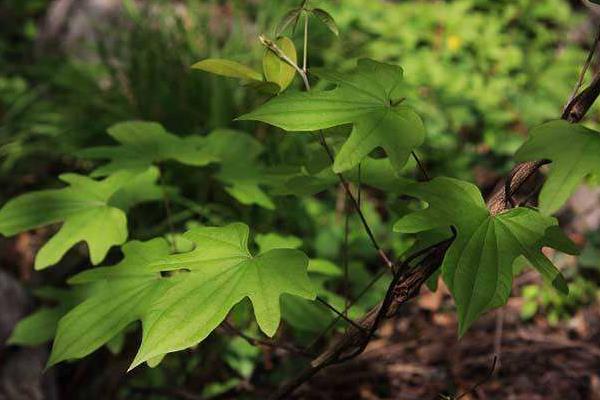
79, 121, 218, 176
0, 168, 161, 269
394, 177, 578, 336
48, 224, 316, 370
514, 120, 600, 214
238, 58, 425, 173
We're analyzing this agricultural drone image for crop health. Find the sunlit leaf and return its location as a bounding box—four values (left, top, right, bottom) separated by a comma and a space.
0, 168, 160, 269
263, 36, 297, 92
48, 224, 315, 369
238, 59, 425, 173
191, 59, 262, 82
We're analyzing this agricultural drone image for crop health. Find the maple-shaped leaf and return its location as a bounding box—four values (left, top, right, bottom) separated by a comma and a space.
393, 177, 578, 335
515, 120, 600, 214
48, 223, 315, 369
253, 232, 361, 333
238, 58, 425, 173
0, 168, 161, 269
79, 121, 218, 176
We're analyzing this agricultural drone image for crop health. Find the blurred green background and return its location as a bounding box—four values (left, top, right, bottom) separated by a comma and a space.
2, 1, 600, 399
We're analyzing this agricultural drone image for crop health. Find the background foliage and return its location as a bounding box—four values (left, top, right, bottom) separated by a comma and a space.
1, 1, 600, 399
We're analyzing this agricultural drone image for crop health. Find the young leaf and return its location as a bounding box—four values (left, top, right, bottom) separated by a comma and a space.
394, 177, 578, 336
191, 59, 263, 82
262, 36, 297, 92
79, 121, 218, 176
0, 169, 159, 269
514, 120, 600, 214
48, 224, 315, 369
238, 59, 425, 173
311, 8, 339, 36
276, 8, 302, 36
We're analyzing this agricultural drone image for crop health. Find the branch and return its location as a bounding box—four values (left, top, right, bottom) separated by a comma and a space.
270, 238, 452, 400
221, 321, 314, 358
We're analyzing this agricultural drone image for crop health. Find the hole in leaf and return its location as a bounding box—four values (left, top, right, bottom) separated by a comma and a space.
160, 268, 191, 278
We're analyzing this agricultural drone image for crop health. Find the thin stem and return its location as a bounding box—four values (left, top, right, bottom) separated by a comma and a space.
564, 24, 600, 114
343, 202, 349, 316
493, 308, 504, 372
411, 151, 430, 181
260, 35, 310, 90
305, 269, 386, 351
315, 297, 367, 333
357, 163, 362, 209
159, 165, 177, 253
455, 356, 498, 400
318, 132, 394, 268
336, 237, 453, 363
303, 12, 308, 73
222, 321, 314, 358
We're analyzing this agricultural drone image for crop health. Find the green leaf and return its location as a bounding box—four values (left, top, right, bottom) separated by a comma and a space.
224, 337, 260, 378
48, 224, 315, 370
255, 233, 302, 253
238, 59, 425, 173
311, 8, 339, 36
276, 8, 302, 36
9, 308, 65, 346
219, 168, 275, 209
79, 121, 218, 176
262, 36, 297, 92
204, 130, 275, 209
203, 129, 264, 162
191, 59, 263, 82
307, 259, 341, 276
0, 169, 159, 269
146, 354, 165, 368
108, 167, 164, 211
393, 177, 578, 336
254, 232, 340, 278
514, 120, 600, 214
8, 287, 87, 346
250, 232, 341, 332
243, 80, 281, 95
